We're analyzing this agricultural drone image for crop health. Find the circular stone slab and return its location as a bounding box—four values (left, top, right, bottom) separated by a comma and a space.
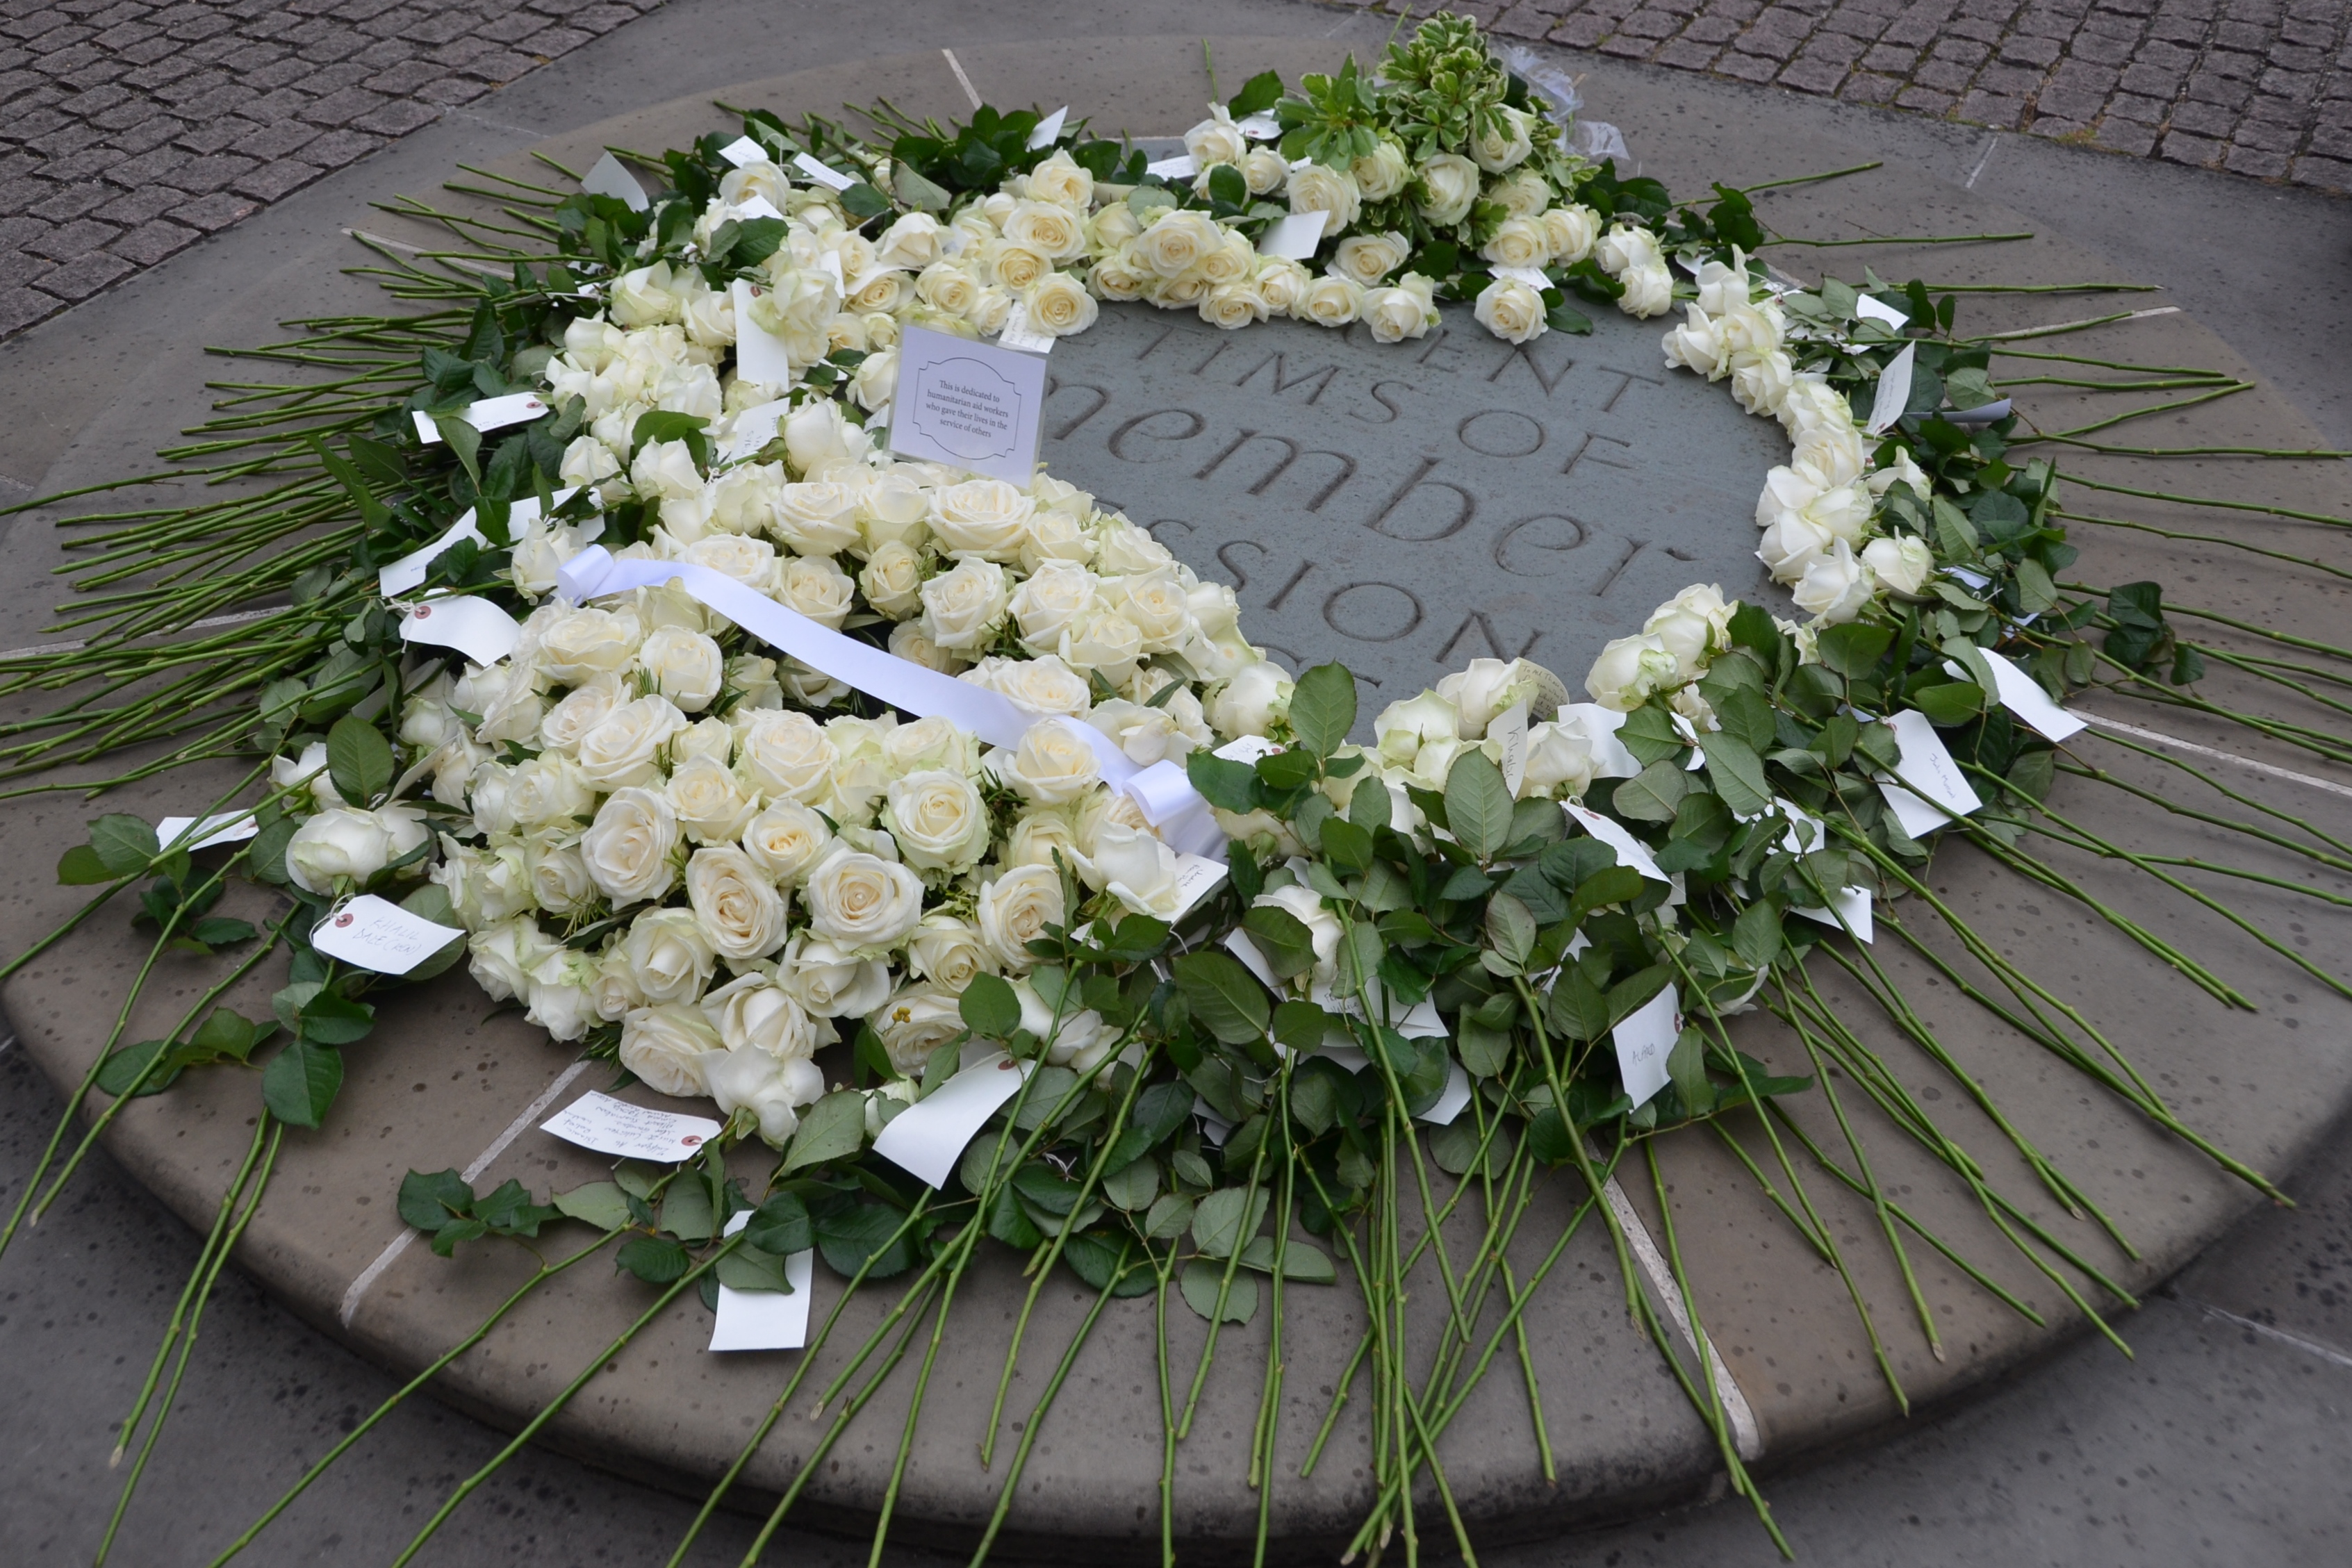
6, 33, 2352, 1562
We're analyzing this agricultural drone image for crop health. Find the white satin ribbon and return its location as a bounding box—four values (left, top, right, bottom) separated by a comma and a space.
555, 546, 1224, 857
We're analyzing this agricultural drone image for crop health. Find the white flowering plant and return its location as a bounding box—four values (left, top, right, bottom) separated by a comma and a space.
4, 13, 2343, 1566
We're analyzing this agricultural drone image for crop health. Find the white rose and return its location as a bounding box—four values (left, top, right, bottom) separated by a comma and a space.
1793, 540, 1878, 625
851, 346, 898, 413
700, 1044, 817, 1146
858, 539, 926, 618
928, 479, 1035, 561
978, 862, 1066, 968
1057, 608, 1143, 679
1017, 980, 1115, 1071
1085, 820, 1184, 918
915, 261, 982, 316
779, 554, 857, 629
803, 846, 926, 950
618, 1003, 718, 1098
997, 719, 1103, 807
620, 907, 716, 1006
782, 398, 865, 477
1863, 535, 1936, 599
525, 836, 595, 916
1253, 882, 1341, 989
1285, 161, 1362, 230
684, 845, 788, 962
609, 263, 682, 328
1199, 279, 1269, 331
701, 971, 831, 1061
559, 434, 624, 494
1135, 209, 1222, 278
466, 915, 552, 1003
1732, 350, 1798, 416
1473, 277, 1547, 345
1208, 660, 1292, 738
1596, 224, 1674, 318
919, 557, 1011, 650
506, 754, 595, 827
1415, 153, 1481, 226
1004, 200, 1087, 261
682, 531, 779, 595
1324, 231, 1404, 288
580, 785, 681, 904
874, 211, 944, 271
741, 797, 833, 884
778, 932, 892, 1018
1866, 448, 1932, 502
1522, 718, 1598, 800
1026, 272, 1099, 336
1482, 215, 1552, 272
1758, 510, 1839, 584
1240, 146, 1290, 195
882, 714, 980, 779
536, 606, 641, 685
1005, 807, 1082, 871
1092, 518, 1174, 575
1487, 168, 1552, 218
1363, 273, 1438, 344
734, 709, 837, 801
1021, 147, 1094, 207
630, 437, 704, 502
882, 770, 991, 875
964, 653, 1092, 720
1544, 204, 1600, 265
1089, 248, 1150, 301
285, 805, 425, 893
887, 620, 963, 673
872, 984, 967, 1075
523, 946, 600, 1042
1436, 657, 1554, 740
1296, 274, 1364, 328
1374, 689, 1462, 772
431, 836, 529, 926
575, 694, 688, 789
635, 625, 724, 712
675, 714, 732, 764
1351, 138, 1411, 200
906, 913, 994, 993
1585, 632, 1679, 711
1472, 106, 1536, 172
1643, 584, 1734, 681
537, 673, 623, 754
1183, 105, 1249, 167
1008, 560, 1099, 650
982, 239, 1051, 292
769, 480, 863, 556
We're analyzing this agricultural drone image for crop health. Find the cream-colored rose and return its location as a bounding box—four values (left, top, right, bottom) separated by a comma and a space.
882, 770, 990, 875
1026, 272, 1099, 336
803, 845, 925, 950
1793, 540, 1877, 624
701, 971, 831, 1061
506, 754, 595, 828
618, 1003, 718, 1098
620, 907, 716, 1005
778, 932, 892, 1018
632, 626, 721, 712
1208, 659, 1292, 737
906, 913, 994, 993
849, 539, 921, 620
919, 557, 1011, 650
1487, 168, 1552, 218
1643, 584, 1734, 679
684, 845, 788, 962
1017, 979, 1116, 1070
1093, 516, 1174, 575
779, 553, 857, 629
964, 652, 1092, 719
915, 261, 982, 316
1253, 256, 1311, 314
881, 714, 979, 778
1481, 215, 1552, 272
286, 806, 423, 893
1136, 208, 1223, 279
675, 714, 733, 765
1473, 277, 1547, 345
536, 606, 642, 685
1000, 718, 1102, 804
1004, 200, 1086, 261
1199, 280, 1269, 330
1086, 820, 1185, 918
700, 1044, 819, 1146
874, 211, 944, 271
538, 673, 623, 754
1522, 718, 1598, 800
928, 479, 1035, 561
1105, 569, 1193, 653
1596, 224, 1673, 318
682, 533, 780, 597
1286, 162, 1361, 230
1297, 273, 1365, 327
665, 753, 756, 843
741, 797, 832, 884
981, 239, 1052, 292
873, 983, 967, 1075
609, 263, 682, 328
1472, 106, 1536, 172
630, 436, 705, 502
1862, 534, 1935, 599
469, 915, 552, 1002
848, 270, 905, 315
431, 836, 528, 925
976, 862, 1065, 968
1240, 146, 1290, 195
1333, 231, 1409, 287
1089, 249, 1149, 302
523, 946, 600, 1042
768, 479, 862, 556
1436, 657, 1557, 739
1184, 105, 1249, 166
580, 785, 680, 904
1351, 138, 1411, 200
1005, 807, 1081, 871
1585, 632, 1679, 711
1008, 560, 1099, 650
782, 397, 866, 477
734, 709, 837, 801
1544, 204, 1601, 265
1057, 607, 1144, 679
525, 835, 594, 915
1415, 152, 1481, 226
1363, 273, 1438, 344
1196, 231, 1256, 288
1023, 147, 1094, 208
850, 345, 898, 412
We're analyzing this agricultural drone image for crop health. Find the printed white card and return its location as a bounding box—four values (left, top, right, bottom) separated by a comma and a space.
870, 1051, 1033, 1189
1146, 154, 1196, 179
411, 392, 548, 445
311, 894, 463, 976
581, 151, 649, 212
1877, 709, 1982, 839
730, 279, 796, 387
1256, 210, 1328, 261
541, 1089, 723, 1162
1794, 884, 1875, 943
1026, 108, 1069, 150
1611, 984, 1678, 1109
791, 152, 855, 191
709, 1211, 814, 1352
156, 811, 258, 851
1490, 701, 1529, 797
886, 322, 1048, 485
1947, 651, 2084, 741
716, 134, 766, 167
399, 595, 523, 666
995, 300, 1056, 355
378, 488, 578, 597
1563, 801, 1668, 883
1417, 1061, 1473, 1126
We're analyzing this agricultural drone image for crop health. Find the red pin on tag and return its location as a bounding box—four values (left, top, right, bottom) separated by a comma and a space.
997, 1059, 1017, 1071
682, 1134, 703, 1146
413, 604, 431, 619
335, 912, 354, 927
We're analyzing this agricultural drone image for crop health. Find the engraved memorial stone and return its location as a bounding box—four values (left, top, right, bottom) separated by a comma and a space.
1041, 301, 1788, 711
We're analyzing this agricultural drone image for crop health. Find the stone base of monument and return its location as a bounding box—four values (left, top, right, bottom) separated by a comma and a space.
6, 33, 2351, 1560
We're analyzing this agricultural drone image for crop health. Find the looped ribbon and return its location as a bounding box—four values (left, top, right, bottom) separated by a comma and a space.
554, 545, 1225, 858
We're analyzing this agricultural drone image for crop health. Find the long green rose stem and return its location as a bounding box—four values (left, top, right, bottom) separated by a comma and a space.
2188, 642, 2352, 725
2060, 471, 2352, 530
211, 1227, 626, 1567
1249, 1086, 1298, 1568
2056, 509, 2352, 584
2146, 600, 2352, 665
94, 1116, 280, 1567
2058, 747, 2352, 867
1154, 1238, 1181, 1568
1176, 1134, 1268, 1441
1939, 281, 2161, 293
2006, 373, 2235, 392
1768, 229, 2034, 247
2221, 649, 2352, 700
1736, 159, 1882, 192
2084, 652, 2352, 768
390, 1235, 744, 1568
2017, 382, 2252, 440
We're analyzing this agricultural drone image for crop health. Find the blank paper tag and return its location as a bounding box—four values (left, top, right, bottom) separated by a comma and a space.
1026, 108, 1069, 150
1256, 210, 1327, 260
1490, 701, 1529, 796
1949, 652, 2084, 741
541, 1089, 723, 1162
1237, 110, 1281, 140
732, 193, 785, 223
1563, 802, 1667, 883
581, 151, 648, 212
156, 811, 258, 851
311, 893, 462, 976
792, 152, 855, 191
716, 135, 766, 167
1777, 798, 1826, 855
887, 322, 1048, 486
1224, 928, 1279, 991
379, 488, 577, 597
1855, 295, 1908, 327
871, 1052, 1032, 1188
995, 300, 1056, 354
730, 279, 796, 387
400, 595, 523, 666
1877, 709, 1982, 838
412, 393, 548, 446
1794, 884, 1875, 943
1611, 984, 1677, 1109
1492, 264, 1550, 291
709, 1211, 814, 1352
1146, 154, 1196, 179
1416, 1061, 1473, 1126
1866, 342, 1916, 436
1556, 703, 1644, 779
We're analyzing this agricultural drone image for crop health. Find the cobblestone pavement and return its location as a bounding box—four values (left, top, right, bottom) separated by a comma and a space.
0, 0, 663, 340
1323, 0, 2352, 192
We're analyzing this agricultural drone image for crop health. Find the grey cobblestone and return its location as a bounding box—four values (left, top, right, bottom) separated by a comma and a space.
0, 0, 666, 340
1331, 0, 2352, 192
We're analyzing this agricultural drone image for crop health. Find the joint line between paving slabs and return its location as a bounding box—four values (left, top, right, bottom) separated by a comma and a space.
337, 1057, 593, 1327
1601, 1175, 1765, 1460
940, 49, 984, 112
2075, 711, 2352, 801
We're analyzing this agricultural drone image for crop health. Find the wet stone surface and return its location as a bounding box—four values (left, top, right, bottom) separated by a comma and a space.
1039, 297, 1788, 711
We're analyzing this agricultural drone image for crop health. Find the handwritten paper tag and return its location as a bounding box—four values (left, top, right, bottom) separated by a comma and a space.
1866, 342, 1916, 436
1563, 802, 1667, 883
1611, 984, 1678, 1109
1170, 852, 1228, 921
1557, 703, 1644, 779
1214, 734, 1283, 764
541, 1089, 722, 1162
1854, 295, 1908, 327
1025, 108, 1069, 150
723, 398, 790, 463
709, 1211, 814, 1352
379, 488, 578, 597
1237, 110, 1281, 140
156, 812, 258, 851
716, 135, 766, 168
411, 392, 547, 445
1794, 884, 1875, 943
995, 300, 1056, 354
1948, 652, 2084, 741
792, 152, 855, 191
1877, 709, 1982, 839
887, 322, 1048, 485
311, 893, 462, 975
1256, 210, 1328, 261
1146, 154, 1196, 180
581, 151, 648, 212
730, 279, 796, 387
400, 595, 523, 666
1490, 701, 1529, 796
871, 1051, 1033, 1188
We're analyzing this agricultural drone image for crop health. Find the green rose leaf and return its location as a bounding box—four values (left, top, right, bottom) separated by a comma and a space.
263, 1038, 343, 1129
1179, 1257, 1260, 1323
327, 712, 394, 807
959, 972, 1021, 1039
1443, 747, 1513, 861
1700, 732, 1773, 820
1174, 950, 1272, 1046
1288, 663, 1357, 758
1191, 1185, 1271, 1259
1612, 759, 1691, 822
1238, 1234, 1336, 1283
782, 1089, 869, 1174
552, 1180, 634, 1231
616, 1234, 690, 1285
